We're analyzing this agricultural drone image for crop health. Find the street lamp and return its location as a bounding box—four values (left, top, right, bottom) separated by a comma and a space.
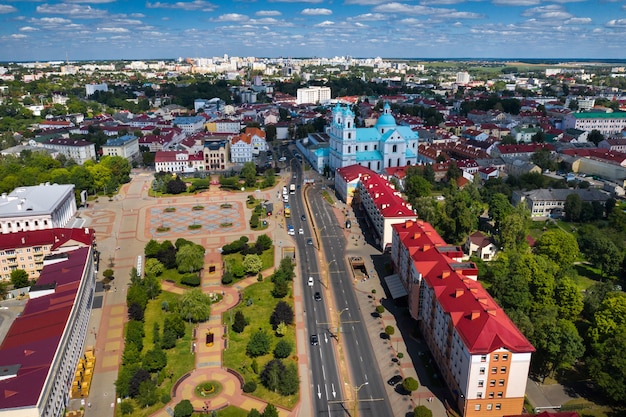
337, 307, 349, 343
323, 259, 336, 288
352, 381, 369, 417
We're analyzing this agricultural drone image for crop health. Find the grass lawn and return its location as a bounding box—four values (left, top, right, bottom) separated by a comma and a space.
117, 291, 196, 417
321, 190, 334, 205
222, 279, 299, 410
223, 247, 275, 275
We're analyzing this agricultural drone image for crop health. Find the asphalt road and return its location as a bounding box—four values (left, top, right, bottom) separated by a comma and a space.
286, 157, 346, 416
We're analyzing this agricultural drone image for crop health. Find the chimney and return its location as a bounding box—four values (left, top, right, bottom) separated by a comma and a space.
486, 308, 497, 316
441, 270, 450, 279
470, 310, 481, 320
405, 220, 414, 228
413, 232, 421, 240
423, 244, 431, 252
454, 288, 464, 298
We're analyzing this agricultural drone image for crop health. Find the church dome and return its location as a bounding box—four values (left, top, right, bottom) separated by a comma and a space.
375, 102, 396, 128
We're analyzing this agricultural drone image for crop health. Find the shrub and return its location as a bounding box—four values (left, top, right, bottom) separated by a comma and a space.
120, 400, 134, 415
376, 305, 385, 314
402, 377, 419, 393
181, 273, 201, 286
221, 271, 234, 285
246, 331, 271, 357
173, 399, 194, 417
270, 301, 294, 328
414, 405, 433, 417
243, 380, 257, 393
161, 393, 171, 404
397, 352, 404, 359
385, 325, 395, 337
274, 339, 292, 359
188, 224, 202, 230
232, 310, 247, 333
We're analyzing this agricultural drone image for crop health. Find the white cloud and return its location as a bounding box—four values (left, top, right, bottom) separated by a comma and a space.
19, 26, 39, 32
11, 34, 28, 39
256, 10, 281, 16
36, 4, 108, 18
211, 13, 249, 22
0, 5, 18, 13
565, 17, 591, 24
606, 19, 626, 27
314, 20, 335, 27
146, 0, 217, 11
269, 0, 324, 3
97, 27, 130, 33
348, 13, 386, 22
421, 0, 466, 4
64, 0, 116, 3
301, 8, 332, 16
344, 0, 389, 4
373, 2, 482, 19
35, 17, 73, 25
492, 0, 540, 5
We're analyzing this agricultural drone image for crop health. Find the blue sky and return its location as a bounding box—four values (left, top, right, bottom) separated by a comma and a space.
1, 0, 626, 62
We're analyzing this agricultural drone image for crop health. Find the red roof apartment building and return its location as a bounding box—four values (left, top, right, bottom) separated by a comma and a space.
0, 242, 96, 417
390, 219, 534, 417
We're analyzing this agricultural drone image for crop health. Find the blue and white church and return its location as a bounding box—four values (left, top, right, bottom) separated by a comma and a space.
328, 102, 419, 173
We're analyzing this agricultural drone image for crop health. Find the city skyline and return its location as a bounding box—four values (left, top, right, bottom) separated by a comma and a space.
1, 0, 626, 62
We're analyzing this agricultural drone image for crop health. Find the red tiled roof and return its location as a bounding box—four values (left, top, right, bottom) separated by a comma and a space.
360, 174, 415, 217
0, 248, 90, 409
0, 228, 94, 251
393, 220, 534, 355
336, 164, 378, 182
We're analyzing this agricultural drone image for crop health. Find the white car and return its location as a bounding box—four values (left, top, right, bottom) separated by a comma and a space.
279, 157, 287, 162
308, 276, 314, 286
299, 228, 304, 235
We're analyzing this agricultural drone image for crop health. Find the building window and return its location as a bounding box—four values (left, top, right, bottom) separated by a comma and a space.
500, 367, 507, 373
478, 380, 484, 387
477, 392, 483, 399
348, 146, 351, 153
365, 145, 368, 151
348, 133, 352, 139
491, 367, 497, 374
502, 354, 509, 361
493, 354, 499, 361
393, 144, 397, 152
481, 355, 487, 362
479, 367, 485, 375
487, 404, 492, 410
475, 405, 481, 411
489, 392, 494, 398
495, 404, 501, 410
499, 380, 505, 386
497, 392, 503, 398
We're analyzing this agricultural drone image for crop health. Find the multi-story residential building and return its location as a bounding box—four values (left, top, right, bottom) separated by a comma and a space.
173, 115, 206, 134
0, 183, 77, 235
512, 188, 611, 218
390, 219, 534, 417
328, 102, 419, 173
154, 151, 205, 173
101, 134, 140, 161
205, 119, 242, 134
85, 82, 107, 96
230, 127, 268, 164
0, 228, 95, 281
0, 244, 96, 417
296, 86, 331, 105
562, 111, 626, 136
40, 138, 96, 165
336, 165, 415, 249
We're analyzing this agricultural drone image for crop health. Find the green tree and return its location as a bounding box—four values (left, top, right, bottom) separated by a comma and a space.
173, 399, 194, 417
247, 409, 262, 417
385, 325, 395, 337
534, 229, 579, 272
241, 161, 257, 187
554, 277, 584, 321
587, 129, 605, 146
142, 347, 167, 372
488, 193, 513, 230
414, 405, 433, 417
136, 379, 159, 407
247, 330, 271, 357
531, 317, 584, 379
273, 339, 292, 359
10, 269, 30, 288
278, 362, 299, 395
176, 244, 205, 273
405, 174, 432, 202
402, 377, 419, 393
271, 276, 289, 298
256, 234, 273, 251
589, 292, 626, 343
232, 310, 247, 333
564, 193, 582, 222
179, 288, 212, 323
243, 254, 263, 274
144, 258, 164, 277
102, 268, 115, 281
275, 321, 288, 337
122, 342, 142, 366
262, 404, 279, 417
497, 204, 530, 251
261, 359, 285, 392
120, 400, 134, 415
588, 324, 626, 403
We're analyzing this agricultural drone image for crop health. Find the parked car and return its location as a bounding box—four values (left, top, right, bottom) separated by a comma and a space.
387, 375, 403, 386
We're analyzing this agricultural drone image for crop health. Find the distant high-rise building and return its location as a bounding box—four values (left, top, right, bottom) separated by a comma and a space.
456, 71, 471, 85
85, 82, 107, 97
296, 86, 331, 105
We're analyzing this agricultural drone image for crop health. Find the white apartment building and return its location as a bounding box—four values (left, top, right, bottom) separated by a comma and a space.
173, 116, 206, 134
154, 151, 205, 173
230, 128, 268, 164
85, 83, 107, 97
562, 111, 626, 135
456, 71, 471, 85
296, 86, 331, 105
41, 138, 96, 165
0, 184, 77, 235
